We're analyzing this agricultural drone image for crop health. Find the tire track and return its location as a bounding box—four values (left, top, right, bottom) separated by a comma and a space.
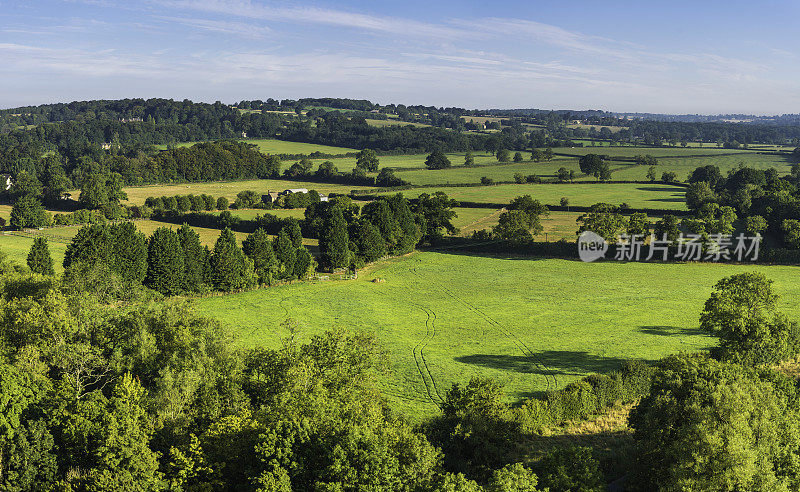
409, 303, 443, 406
409, 258, 558, 392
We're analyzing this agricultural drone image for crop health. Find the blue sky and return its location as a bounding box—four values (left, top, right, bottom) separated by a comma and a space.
1, 0, 799, 113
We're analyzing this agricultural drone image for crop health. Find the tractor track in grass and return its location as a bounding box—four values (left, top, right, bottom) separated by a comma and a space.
410, 258, 558, 392
409, 303, 444, 406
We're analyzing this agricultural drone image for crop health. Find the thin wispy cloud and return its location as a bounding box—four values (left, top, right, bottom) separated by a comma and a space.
151, 0, 467, 39
155, 16, 272, 39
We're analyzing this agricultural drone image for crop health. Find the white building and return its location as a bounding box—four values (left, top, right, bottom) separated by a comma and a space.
0, 175, 12, 191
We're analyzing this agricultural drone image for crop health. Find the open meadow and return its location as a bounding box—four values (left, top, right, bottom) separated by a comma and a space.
195, 251, 800, 419
379, 183, 687, 209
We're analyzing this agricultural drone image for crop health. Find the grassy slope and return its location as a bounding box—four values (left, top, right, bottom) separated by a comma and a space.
380, 183, 687, 210
195, 252, 800, 419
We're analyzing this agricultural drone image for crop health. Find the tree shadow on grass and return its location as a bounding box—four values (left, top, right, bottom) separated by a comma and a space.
638, 325, 706, 337
454, 350, 629, 377
636, 186, 686, 192
646, 196, 685, 203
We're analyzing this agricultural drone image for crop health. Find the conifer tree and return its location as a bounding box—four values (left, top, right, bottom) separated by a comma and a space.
27, 237, 54, 275
293, 247, 314, 279
145, 227, 184, 295
109, 222, 148, 283
209, 228, 251, 291
274, 229, 297, 279
320, 208, 350, 269
63, 224, 112, 269
353, 219, 386, 263
177, 224, 206, 292
10, 195, 48, 230
285, 219, 303, 248
243, 228, 279, 284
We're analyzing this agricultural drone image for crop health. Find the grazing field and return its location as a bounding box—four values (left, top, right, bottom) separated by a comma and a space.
0, 233, 68, 271
121, 179, 370, 205
302, 152, 510, 173
394, 159, 580, 186
195, 251, 800, 419
552, 146, 763, 158
611, 153, 793, 180
244, 139, 358, 155
380, 183, 687, 209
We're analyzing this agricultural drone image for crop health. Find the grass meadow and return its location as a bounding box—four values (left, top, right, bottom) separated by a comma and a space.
194, 251, 800, 419
380, 183, 687, 209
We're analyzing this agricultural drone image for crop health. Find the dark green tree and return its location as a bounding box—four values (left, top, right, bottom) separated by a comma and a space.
209, 228, 252, 291
356, 149, 380, 171
8, 171, 43, 201
177, 224, 206, 291
145, 227, 185, 295
243, 228, 279, 284
63, 224, 112, 269
320, 208, 350, 269
79, 173, 127, 210
284, 219, 303, 248
109, 222, 148, 283
413, 192, 459, 239
700, 273, 800, 365
293, 247, 314, 279
629, 353, 800, 491
10, 195, 48, 230
353, 219, 387, 263
425, 151, 452, 170
464, 151, 475, 167
274, 229, 297, 279
27, 237, 54, 275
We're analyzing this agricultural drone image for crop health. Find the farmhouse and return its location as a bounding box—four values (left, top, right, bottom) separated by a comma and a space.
0, 174, 12, 191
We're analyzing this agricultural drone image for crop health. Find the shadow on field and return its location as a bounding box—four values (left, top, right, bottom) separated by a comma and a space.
636, 186, 685, 192
646, 196, 685, 203
638, 325, 705, 337
455, 350, 628, 376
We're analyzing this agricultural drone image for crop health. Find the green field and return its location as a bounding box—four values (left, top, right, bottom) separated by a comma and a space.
0, 233, 67, 272
245, 139, 357, 155
121, 179, 370, 206
394, 159, 579, 186
379, 183, 687, 209
301, 152, 508, 173
552, 146, 763, 158
195, 252, 800, 419
611, 153, 794, 180
155, 139, 357, 155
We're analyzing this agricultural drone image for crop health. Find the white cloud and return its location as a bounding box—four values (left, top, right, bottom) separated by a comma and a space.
155, 16, 272, 39
150, 0, 467, 39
